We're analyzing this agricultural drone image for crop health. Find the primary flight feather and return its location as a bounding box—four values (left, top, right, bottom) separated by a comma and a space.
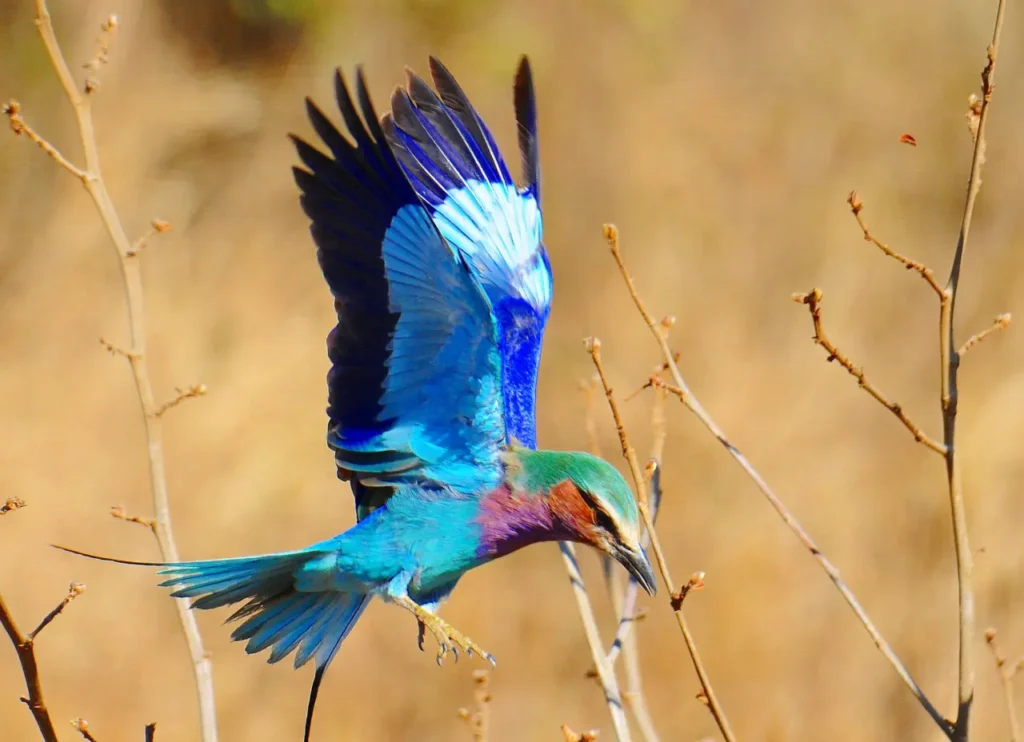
60, 57, 655, 742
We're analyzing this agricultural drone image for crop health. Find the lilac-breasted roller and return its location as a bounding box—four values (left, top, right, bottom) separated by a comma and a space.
61, 57, 655, 741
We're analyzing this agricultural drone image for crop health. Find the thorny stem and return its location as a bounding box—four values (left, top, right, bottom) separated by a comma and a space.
945, 1, 1008, 738
793, 288, 947, 454
586, 337, 737, 742
602, 224, 952, 736
17, 4, 218, 740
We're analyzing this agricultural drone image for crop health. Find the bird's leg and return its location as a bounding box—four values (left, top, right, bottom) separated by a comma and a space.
391, 595, 496, 667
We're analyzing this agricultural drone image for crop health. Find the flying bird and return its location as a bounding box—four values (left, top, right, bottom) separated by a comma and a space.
61, 57, 655, 742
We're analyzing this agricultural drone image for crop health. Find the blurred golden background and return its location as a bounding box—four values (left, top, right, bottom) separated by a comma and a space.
2, 1, 1023, 740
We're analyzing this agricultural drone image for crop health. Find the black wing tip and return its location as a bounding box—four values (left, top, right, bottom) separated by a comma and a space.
515, 55, 533, 85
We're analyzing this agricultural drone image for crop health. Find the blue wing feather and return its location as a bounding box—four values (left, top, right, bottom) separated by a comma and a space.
291, 68, 507, 518
385, 57, 553, 448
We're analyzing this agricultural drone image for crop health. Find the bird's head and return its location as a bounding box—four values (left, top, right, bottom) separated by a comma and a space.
506, 448, 657, 595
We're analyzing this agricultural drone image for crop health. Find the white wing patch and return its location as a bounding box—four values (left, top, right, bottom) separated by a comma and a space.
432, 180, 550, 313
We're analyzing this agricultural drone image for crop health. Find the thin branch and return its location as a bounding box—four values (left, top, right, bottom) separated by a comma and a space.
587, 337, 737, 742
587, 375, 661, 742
4, 101, 90, 182
144, 724, 157, 742
154, 384, 208, 418
110, 505, 156, 534
985, 629, 1021, 742
559, 541, 632, 741
846, 192, 944, 297
82, 14, 118, 95
456, 670, 492, 742
792, 289, 946, 455
944, 4, 1007, 738
9, 5, 219, 740
72, 718, 100, 742
958, 313, 1011, 357
624, 350, 681, 402
127, 219, 172, 258
1, 585, 87, 742
29, 582, 85, 641
564, 380, 632, 741
602, 224, 952, 737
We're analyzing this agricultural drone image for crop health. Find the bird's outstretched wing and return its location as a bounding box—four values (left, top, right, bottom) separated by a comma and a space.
291, 69, 506, 519
385, 57, 552, 448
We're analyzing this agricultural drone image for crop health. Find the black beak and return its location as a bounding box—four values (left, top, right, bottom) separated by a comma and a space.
618, 546, 657, 596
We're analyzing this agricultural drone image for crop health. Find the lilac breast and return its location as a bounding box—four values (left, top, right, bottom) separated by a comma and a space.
474, 487, 571, 560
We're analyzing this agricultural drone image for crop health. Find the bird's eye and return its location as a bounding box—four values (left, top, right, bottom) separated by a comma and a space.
579, 489, 619, 536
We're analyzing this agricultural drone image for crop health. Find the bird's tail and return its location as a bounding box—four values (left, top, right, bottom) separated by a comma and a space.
56, 545, 369, 742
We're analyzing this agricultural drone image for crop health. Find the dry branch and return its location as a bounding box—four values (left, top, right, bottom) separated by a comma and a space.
1, 583, 87, 742
985, 629, 1022, 741
561, 382, 632, 741
792, 288, 946, 454
601, 224, 951, 736
846, 192, 944, 297
4, 4, 218, 740
457, 670, 493, 742
72, 718, 100, 742
586, 337, 736, 742
941, 3, 1008, 736
958, 313, 1011, 357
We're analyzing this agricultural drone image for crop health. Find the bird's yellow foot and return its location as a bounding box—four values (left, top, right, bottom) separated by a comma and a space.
395, 596, 495, 666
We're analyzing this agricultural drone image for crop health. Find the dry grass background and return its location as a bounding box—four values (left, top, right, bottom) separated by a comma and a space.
2, 1, 1024, 740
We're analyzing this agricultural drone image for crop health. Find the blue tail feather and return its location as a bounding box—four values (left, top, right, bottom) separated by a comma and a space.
54, 544, 369, 742
155, 550, 368, 675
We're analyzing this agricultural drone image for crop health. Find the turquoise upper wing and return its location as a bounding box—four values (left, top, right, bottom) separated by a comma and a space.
291, 69, 507, 516
384, 58, 552, 448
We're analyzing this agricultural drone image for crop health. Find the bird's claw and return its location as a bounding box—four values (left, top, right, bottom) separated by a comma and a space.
414, 610, 493, 667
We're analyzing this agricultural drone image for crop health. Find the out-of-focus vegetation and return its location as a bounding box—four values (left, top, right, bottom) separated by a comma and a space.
2, 1, 1023, 740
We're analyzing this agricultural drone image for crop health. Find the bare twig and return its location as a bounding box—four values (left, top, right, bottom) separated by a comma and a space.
985, 629, 1022, 741
559, 541, 631, 741
623, 351, 681, 402
585, 375, 660, 742
846, 192, 944, 297
958, 313, 1011, 357
944, 5, 1008, 738
602, 223, 951, 736
563, 383, 631, 741
1, 496, 27, 515
670, 572, 706, 612
1, 584, 88, 742
154, 384, 208, 418
792, 289, 946, 454
29, 582, 85, 641
72, 718, 100, 742
110, 505, 156, 534
456, 670, 492, 742
82, 14, 118, 95
144, 724, 157, 742
586, 336, 737, 742
7, 4, 218, 740
127, 219, 172, 258
4, 101, 89, 182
